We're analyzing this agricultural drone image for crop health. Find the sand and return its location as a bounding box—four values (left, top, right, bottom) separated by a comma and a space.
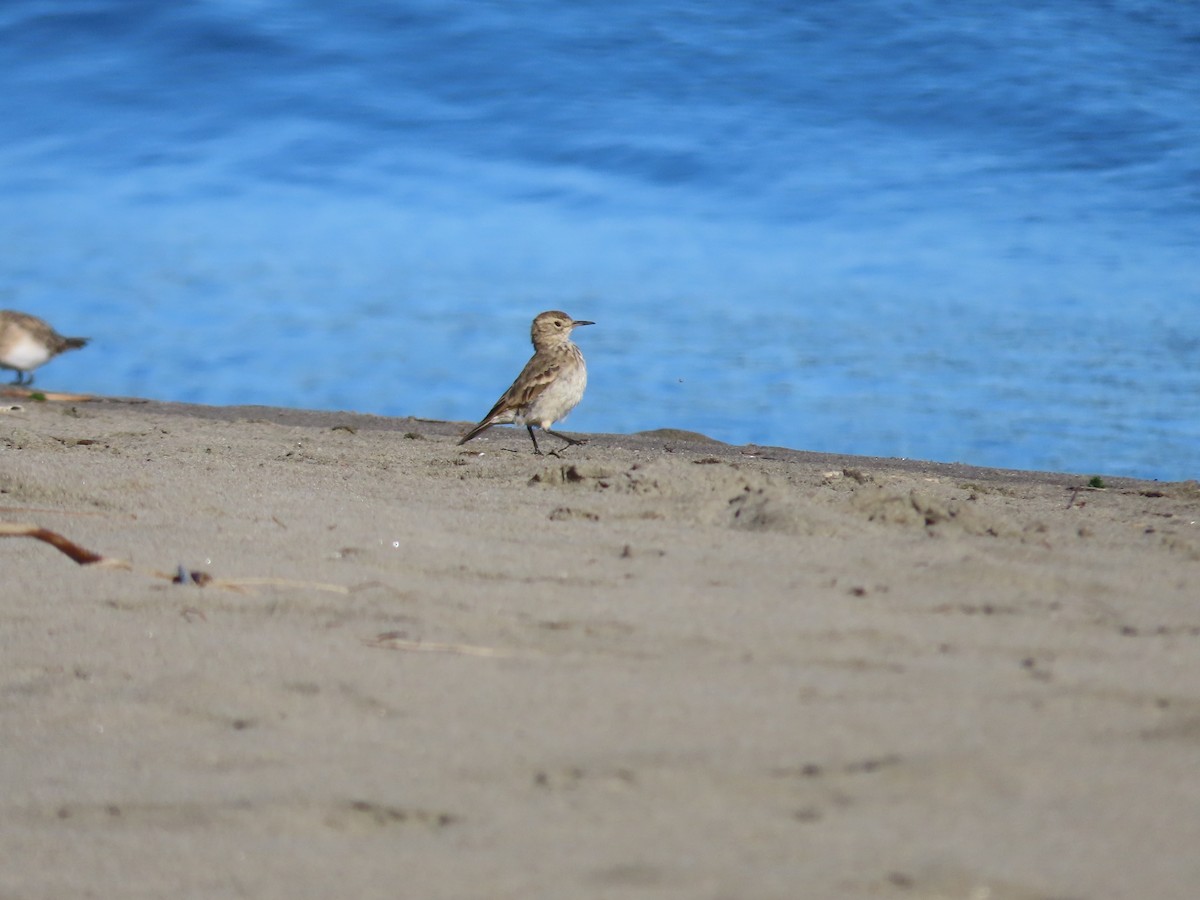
1, 393, 1198, 899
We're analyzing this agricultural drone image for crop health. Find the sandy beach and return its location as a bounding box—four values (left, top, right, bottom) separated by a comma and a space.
1, 393, 1198, 899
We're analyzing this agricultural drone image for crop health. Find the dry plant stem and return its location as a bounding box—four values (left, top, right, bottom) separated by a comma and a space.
0, 522, 347, 594
0, 387, 95, 402
218, 577, 349, 594
0, 523, 109, 565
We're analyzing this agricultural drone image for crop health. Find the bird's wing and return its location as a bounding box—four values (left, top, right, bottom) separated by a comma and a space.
502, 354, 563, 410
458, 355, 562, 444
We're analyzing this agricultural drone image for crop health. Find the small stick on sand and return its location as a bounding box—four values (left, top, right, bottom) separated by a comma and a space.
0, 523, 114, 566
1, 522, 347, 594
0, 387, 95, 402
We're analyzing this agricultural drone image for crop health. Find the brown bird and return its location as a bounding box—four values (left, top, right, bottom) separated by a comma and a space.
459, 310, 594, 455
0, 310, 89, 386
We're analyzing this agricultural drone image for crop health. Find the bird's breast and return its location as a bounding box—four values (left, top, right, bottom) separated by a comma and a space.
0, 334, 52, 370
526, 355, 587, 427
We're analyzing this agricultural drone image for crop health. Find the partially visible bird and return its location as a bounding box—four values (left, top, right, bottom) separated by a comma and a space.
0, 310, 89, 386
459, 310, 594, 455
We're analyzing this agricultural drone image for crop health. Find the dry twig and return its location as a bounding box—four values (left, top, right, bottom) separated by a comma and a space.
0, 387, 95, 402
1, 522, 347, 594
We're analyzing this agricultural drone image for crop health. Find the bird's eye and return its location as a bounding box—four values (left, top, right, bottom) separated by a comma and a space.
554, 320, 563, 328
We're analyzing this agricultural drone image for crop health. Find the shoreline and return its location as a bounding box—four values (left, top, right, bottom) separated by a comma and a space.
8, 388, 1181, 486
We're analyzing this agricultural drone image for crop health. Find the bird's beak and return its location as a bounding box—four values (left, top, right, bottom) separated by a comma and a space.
574, 320, 595, 327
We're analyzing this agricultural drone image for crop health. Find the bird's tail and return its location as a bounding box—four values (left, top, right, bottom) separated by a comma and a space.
63, 337, 89, 351
458, 419, 493, 445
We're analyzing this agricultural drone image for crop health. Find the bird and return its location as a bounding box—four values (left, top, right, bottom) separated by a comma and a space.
0, 310, 89, 386
459, 310, 594, 455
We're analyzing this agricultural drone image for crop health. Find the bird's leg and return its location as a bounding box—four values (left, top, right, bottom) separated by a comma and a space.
545, 429, 587, 447
527, 425, 543, 455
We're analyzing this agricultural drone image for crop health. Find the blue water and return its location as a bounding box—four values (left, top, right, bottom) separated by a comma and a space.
2, 1, 1198, 480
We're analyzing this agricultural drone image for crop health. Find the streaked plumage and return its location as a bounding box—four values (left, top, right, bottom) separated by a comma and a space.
0, 310, 89, 386
459, 310, 594, 454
